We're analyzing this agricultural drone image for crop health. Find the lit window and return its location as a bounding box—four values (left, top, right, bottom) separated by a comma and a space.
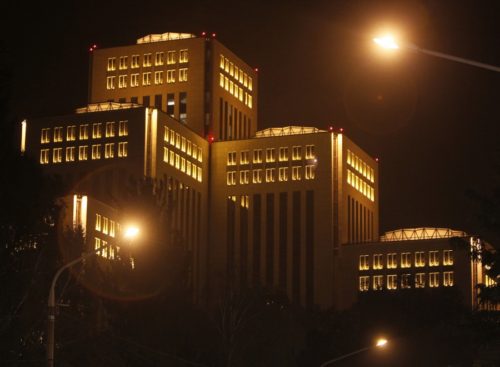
387, 275, 397, 290
119, 56, 128, 70
41, 128, 51, 144
220, 54, 225, 68
192, 165, 198, 180
155, 52, 164, 66
227, 151, 237, 166
359, 276, 370, 291
163, 147, 169, 162
179, 68, 188, 82
240, 170, 249, 184
359, 255, 369, 270
79, 125, 89, 140
92, 123, 102, 139
181, 157, 186, 172
154, 71, 164, 85
443, 271, 454, 287
106, 76, 115, 90
52, 148, 62, 163
305, 145, 315, 159
197, 167, 202, 182
107, 57, 116, 71
169, 130, 175, 145
373, 254, 383, 269
131, 55, 140, 68
118, 75, 127, 88
143, 53, 152, 67
40, 149, 50, 164
78, 146, 88, 161
415, 251, 425, 267
443, 250, 454, 265
178, 49, 189, 63
238, 87, 243, 102
227, 171, 236, 185
429, 251, 439, 266
401, 274, 412, 289
229, 62, 234, 76
399, 252, 411, 268
95, 214, 101, 231
248, 76, 253, 91
292, 146, 302, 160
142, 72, 152, 86
373, 275, 384, 291
175, 153, 180, 169
229, 80, 234, 95
265, 168, 275, 183
429, 272, 439, 288
186, 161, 192, 176
253, 149, 262, 163
105, 122, 115, 137
167, 70, 175, 83
102, 217, 109, 235
91, 144, 101, 159
169, 151, 174, 166
175, 133, 180, 148
54, 127, 63, 142
240, 195, 249, 209
266, 148, 275, 162
278, 167, 288, 182
104, 143, 114, 158
65, 147, 75, 162
292, 166, 301, 181
225, 58, 229, 72
181, 137, 186, 152
252, 169, 262, 183
415, 273, 426, 288
167, 51, 176, 64
387, 253, 397, 269
235, 66, 239, 80
219, 73, 224, 87
131, 73, 139, 87
248, 95, 253, 109
117, 142, 128, 157
279, 147, 288, 161
95, 237, 101, 252
118, 121, 128, 136
66, 126, 76, 141
305, 165, 315, 180
243, 72, 248, 87
240, 151, 250, 165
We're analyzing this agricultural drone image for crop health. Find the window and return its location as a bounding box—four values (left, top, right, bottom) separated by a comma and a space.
131, 54, 140, 68
119, 56, 128, 70
65, 147, 75, 162
192, 143, 198, 159
41, 128, 51, 143
154, 71, 163, 85
105, 122, 115, 137
305, 165, 316, 180
143, 53, 152, 67
415, 251, 425, 267
227, 171, 236, 185
252, 169, 262, 183
387, 275, 397, 290
155, 52, 164, 66
401, 252, 411, 268
163, 147, 169, 162
131, 73, 139, 87
118, 142, 128, 157
429, 251, 439, 266
359, 255, 369, 270
239, 170, 249, 184
175, 153, 180, 169
278, 167, 288, 182
197, 167, 202, 182
253, 149, 262, 163
373, 254, 383, 269
142, 72, 151, 85
54, 127, 63, 142
180, 157, 186, 172
279, 147, 288, 161
118, 75, 127, 88
107, 57, 116, 71
166, 69, 176, 83
443, 271, 454, 287
429, 272, 439, 288
359, 276, 370, 291
78, 146, 88, 161
292, 166, 301, 181
415, 273, 426, 288
229, 62, 234, 76
179, 49, 188, 63
227, 151, 237, 165
240, 150, 249, 165
167, 51, 176, 64
167, 93, 175, 116
181, 137, 186, 152
186, 161, 192, 176
106, 76, 115, 90
387, 253, 397, 269
443, 250, 454, 265
40, 149, 50, 164
266, 148, 275, 162
292, 146, 302, 160
305, 145, 315, 159
52, 148, 62, 163
265, 168, 275, 182
220, 54, 225, 69
248, 76, 253, 91
66, 126, 76, 141
179, 92, 187, 123
219, 73, 224, 87
118, 121, 128, 136
373, 275, 384, 290
401, 274, 412, 289
91, 144, 101, 159
92, 123, 102, 139
95, 237, 101, 252
104, 143, 114, 158
175, 133, 180, 148
179, 68, 188, 82
186, 141, 192, 155
95, 214, 101, 231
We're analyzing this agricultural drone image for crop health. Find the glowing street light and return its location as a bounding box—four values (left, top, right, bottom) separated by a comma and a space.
373, 33, 500, 73
47, 225, 140, 367
319, 337, 389, 366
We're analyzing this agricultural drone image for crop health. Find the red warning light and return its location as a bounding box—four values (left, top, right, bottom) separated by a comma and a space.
201, 31, 206, 37
339, 128, 344, 133
211, 33, 216, 38
375, 157, 379, 162
93, 44, 97, 48
208, 134, 215, 143
254, 67, 259, 72
89, 47, 93, 52
328, 126, 334, 132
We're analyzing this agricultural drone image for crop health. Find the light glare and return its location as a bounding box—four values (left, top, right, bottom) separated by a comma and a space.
376, 338, 388, 347
373, 35, 399, 50
124, 226, 139, 239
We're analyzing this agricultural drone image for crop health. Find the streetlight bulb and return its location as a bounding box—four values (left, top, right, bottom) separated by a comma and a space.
373, 35, 399, 50
124, 226, 140, 239
376, 338, 388, 348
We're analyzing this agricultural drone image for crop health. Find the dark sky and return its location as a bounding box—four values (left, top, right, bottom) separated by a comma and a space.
3, 0, 500, 239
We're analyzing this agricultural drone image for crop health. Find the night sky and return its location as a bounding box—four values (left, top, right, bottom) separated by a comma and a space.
4, 0, 500, 240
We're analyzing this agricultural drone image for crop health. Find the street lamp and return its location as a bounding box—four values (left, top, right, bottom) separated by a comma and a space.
47, 225, 139, 367
373, 34, 500, 73
319, 338, 388, 367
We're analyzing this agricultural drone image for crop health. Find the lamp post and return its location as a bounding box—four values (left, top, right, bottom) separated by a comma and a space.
373, 34, 500, 73
47, 225, 139, 367
319, 338, 388, 367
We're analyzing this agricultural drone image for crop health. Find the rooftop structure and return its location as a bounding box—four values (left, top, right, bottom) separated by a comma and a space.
381, 227, 468, 242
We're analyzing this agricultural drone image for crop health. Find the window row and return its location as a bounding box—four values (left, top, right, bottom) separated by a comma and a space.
227, 145, 315, 166
94, 237, 119, 260
107, 69, 188, 89
107, 50, 188, 71
95, 213, 118, 237
219, 54, 253, 91
41, 121, 128, 144
40, 143, 128, 164
359, 250, 454, 270
219, 73, 253, 108
347, 169, 375, 202
347, 149, 375, 183
359, 271, 454, 291
162, 147, 202, 182
227, 166, 315, 185
163, 126, 202, 162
